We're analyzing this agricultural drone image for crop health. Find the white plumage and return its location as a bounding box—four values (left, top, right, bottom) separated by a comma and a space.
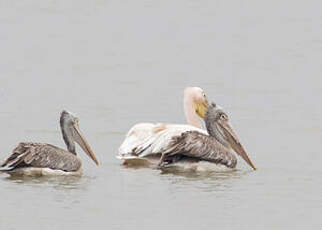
118, 123, 208, 161
117, 87, 210, 168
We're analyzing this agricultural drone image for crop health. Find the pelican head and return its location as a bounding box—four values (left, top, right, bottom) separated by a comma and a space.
205, 103, 256, 170
184, 87, 209, 120
60, 110, 99, 166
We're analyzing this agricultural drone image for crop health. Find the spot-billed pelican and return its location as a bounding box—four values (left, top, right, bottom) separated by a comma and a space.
118, 87, 210, 166
158, 103, 257, 171
0, 110, 99, 176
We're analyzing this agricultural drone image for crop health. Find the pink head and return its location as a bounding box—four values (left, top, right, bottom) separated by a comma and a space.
183, 87, 209, 129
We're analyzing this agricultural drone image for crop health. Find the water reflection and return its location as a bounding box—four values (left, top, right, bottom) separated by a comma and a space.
160, 169, 252, 193
161, 168, 249, 179
2, 174, 93, 191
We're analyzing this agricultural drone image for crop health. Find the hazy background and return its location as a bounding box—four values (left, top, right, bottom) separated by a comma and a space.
0, 0, 321, 229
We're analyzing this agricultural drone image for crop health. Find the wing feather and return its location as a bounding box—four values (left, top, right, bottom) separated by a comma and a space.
1, 143, 81, 172
162, 131, 237, 168
118, 123, 207, 159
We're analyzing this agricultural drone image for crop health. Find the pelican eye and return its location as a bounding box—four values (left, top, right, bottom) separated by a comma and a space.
220, 114, 227, 120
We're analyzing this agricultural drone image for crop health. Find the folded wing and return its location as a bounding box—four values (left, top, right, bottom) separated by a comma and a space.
118, 123, 207, 159
161, 131, 237, 168
0, 142, 81, 172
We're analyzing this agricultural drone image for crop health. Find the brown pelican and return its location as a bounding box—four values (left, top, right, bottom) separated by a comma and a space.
118, 87, 210, 165
0, 110, 99, 176
157, 103, 257, 171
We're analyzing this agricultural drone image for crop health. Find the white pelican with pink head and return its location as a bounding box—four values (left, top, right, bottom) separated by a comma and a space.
118, 87, 209, 166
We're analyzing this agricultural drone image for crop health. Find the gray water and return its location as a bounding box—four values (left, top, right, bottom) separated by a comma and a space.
0, 0, 321, 229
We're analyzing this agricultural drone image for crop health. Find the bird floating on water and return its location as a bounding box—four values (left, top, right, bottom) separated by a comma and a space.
157, 103, 256, 171
118, 86, 210, 166
118, 94, 256, 171
0, 110, 99, 176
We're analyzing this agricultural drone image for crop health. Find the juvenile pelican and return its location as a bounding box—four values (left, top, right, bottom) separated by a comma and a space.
118, 87, 209, 165
0, 110, 99, 176
158, 103, 257, 170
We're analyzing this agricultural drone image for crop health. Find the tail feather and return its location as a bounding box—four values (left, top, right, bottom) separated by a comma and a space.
118, 123, 155, 157
0, 143, 31, 170
0, 166, 14, 171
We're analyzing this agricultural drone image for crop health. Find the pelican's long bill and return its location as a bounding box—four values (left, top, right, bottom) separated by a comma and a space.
194, 98, 209, 119
72, 123, 99, 166
218, 119, 257, 170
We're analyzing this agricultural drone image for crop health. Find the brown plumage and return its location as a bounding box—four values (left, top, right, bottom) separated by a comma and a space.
1, 143, 81, 172
159, 131, 237, 168
0, 110, 98, 175
156, 103, 256, 170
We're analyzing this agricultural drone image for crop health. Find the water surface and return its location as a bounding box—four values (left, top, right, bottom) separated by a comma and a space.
0, 0, 322, 229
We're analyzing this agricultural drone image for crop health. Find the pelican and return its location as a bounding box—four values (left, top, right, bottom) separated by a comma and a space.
0, 110, 99, 176
157, 103, 257, 171
118, 87, 210, 165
